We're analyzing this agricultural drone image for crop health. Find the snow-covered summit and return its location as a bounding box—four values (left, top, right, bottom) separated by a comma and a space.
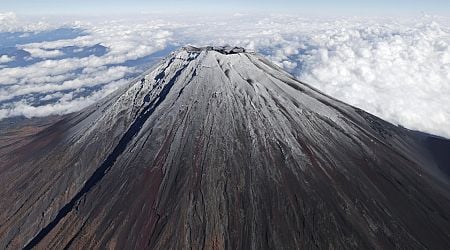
183, 45, 246, 54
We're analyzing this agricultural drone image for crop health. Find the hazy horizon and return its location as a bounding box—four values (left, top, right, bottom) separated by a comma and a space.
2, 0, 449, 16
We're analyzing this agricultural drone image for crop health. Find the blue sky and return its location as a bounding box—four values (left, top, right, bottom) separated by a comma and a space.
1, 0, 449, 16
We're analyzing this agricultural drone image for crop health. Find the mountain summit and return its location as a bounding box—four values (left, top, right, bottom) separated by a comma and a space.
0, 46, 449, 249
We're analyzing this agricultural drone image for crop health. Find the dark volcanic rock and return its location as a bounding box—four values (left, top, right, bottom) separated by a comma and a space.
0, 46, 449, 249
185, 45, 246, 54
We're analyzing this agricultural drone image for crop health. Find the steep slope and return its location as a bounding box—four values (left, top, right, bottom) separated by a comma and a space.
0, 46, 449, 249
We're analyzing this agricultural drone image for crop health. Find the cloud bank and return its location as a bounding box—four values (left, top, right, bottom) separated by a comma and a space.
295, 21, 450, 138
0, 13, 449, 138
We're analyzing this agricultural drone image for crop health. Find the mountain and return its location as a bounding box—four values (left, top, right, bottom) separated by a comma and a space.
0, 46, 449, 249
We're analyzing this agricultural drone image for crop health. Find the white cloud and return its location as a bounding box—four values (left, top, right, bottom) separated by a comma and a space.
0, 78, 127, 119
0, 12, 19, 31
0, 55, 14, 63
0, 18, 173, 105
21, 47, 64, 58
293, 21, 450, 138
40, 92, 64, 101
0, 12, 55, 32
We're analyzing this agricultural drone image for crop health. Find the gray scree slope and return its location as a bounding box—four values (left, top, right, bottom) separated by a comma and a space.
0, 46, 449, 249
